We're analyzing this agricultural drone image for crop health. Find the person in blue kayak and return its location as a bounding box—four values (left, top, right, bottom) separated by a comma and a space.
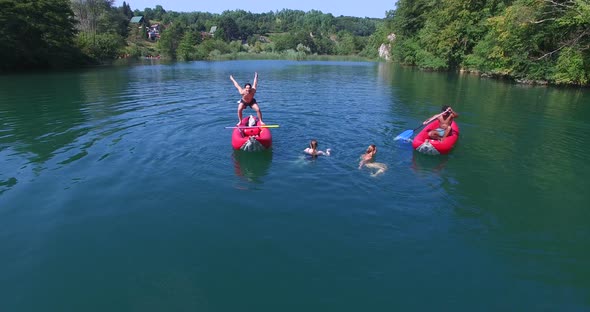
304, 139, 331, 157
424, 105, 459, 141
359, 144, 387, 176
230, 72, 264, 126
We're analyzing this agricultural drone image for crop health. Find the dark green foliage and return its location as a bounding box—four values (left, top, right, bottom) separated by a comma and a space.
312, 34, 335, 55
0, 2, 384, 70
70, 0, 128, 63
389, 0, 590, 85
553, 48, 589, 85
360, 21, 389, 58
177, 31, 198, 61
390, 0, 432, 37
121, 1, 133, 19
157, 23, 185, 59
76, 32, 124, 61
0, 0, 83, 70
335, 31, 356, 55
218, 15, 240, 41
335, 17, 377, 36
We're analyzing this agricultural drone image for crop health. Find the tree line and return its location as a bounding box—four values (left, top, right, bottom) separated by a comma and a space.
1, 0, 588, 86
0, 0, 387, 71
386, 0, 590, 86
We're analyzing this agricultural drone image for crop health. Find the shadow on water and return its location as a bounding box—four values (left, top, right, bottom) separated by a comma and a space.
410, 151, 450, 173
232, 149, 273, 185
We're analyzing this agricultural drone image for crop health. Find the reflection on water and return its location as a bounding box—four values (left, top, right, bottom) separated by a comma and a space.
0, 177, 17, 195
411, 152, 449, 173
232, 149, 273, 186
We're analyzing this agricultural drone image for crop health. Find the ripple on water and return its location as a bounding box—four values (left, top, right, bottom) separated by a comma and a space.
1, 61, 590, 311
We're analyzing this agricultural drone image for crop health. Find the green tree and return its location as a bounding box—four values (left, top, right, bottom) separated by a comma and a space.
362, 20, 389, 59
76, 32, 124, 60
312, 33, 335, 54
0, 0, 82, 70
553, 47, 589, 85
153, 5, 166, 20
391, 0, 432, 37
158, 23, 185, 59
335, 31, 356, 55
218, 15, 240, 41
177, 31, 198, 61
121, 1, 133, 19
70, 0, 127, 62
71, 0, 113, 36
468, 1, 545, 77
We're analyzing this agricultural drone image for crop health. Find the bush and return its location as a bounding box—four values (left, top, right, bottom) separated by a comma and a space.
553, 48, 589, 85
415, 48, 448, 70
76, 33, 125, 61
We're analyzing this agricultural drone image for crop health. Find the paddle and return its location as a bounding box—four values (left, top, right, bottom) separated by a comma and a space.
225, 125, 280, 129
394, 109, 450, 141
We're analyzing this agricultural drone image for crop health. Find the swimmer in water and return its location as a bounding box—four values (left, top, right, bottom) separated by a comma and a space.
359, 144, 387, 176
304, 139, 331, 158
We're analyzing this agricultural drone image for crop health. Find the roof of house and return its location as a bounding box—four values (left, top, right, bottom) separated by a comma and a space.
130, 16, 144, 23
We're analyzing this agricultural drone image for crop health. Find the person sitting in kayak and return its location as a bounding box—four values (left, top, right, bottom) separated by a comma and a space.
230, 72, 264, 126
424, 105, 459, 141
304, 139, 331, 157
359, 144, 387, 176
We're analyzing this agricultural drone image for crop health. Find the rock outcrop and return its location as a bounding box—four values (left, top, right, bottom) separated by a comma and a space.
379, 33, 396, 61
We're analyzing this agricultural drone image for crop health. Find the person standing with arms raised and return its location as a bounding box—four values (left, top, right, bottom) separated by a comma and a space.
230, 72, 264, 126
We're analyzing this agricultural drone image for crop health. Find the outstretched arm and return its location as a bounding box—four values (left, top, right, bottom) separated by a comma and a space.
304, 148, 330, 156
252, 72, 258, 90
230, 75, 242, 92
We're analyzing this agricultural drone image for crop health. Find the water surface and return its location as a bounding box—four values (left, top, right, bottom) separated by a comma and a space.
1, 60, 589, 311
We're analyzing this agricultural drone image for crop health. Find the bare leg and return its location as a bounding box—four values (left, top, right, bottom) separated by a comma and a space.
237, 103, 245, 125
252, 103, 263, 123
366, 163, 387, 176
442, 127, 451, 140
428, 130, 440, 140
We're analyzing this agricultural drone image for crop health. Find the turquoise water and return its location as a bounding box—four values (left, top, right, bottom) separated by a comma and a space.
1, 60, 589, 310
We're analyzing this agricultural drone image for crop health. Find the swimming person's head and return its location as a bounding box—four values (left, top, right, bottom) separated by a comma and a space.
366, 144, 376, 154
308, 139, 319, 157
310, 139, 318, 150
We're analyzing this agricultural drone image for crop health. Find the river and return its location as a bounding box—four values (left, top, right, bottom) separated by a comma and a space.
1, 60, 589, 311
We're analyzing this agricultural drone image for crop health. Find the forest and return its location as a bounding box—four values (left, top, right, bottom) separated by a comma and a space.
390, 0, 590, 85
0, 0, 588, 86
0, 0, 385, 70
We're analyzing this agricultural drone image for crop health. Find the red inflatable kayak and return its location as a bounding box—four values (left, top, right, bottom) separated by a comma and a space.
232, 117, 272, 151
412, 120, 459, 155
